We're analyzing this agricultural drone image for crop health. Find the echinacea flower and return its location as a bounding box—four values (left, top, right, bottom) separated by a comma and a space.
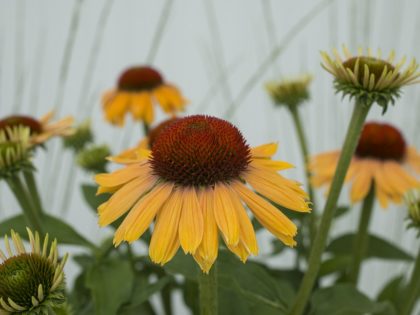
0, 126, 32, 179
311, 122, 420, 208
102, 66, 187, 126
96, 115, 310, 272
321, 46, 420, 111
0, 228, 68, 314
0, 112, 74, 145
77, 144, 111, 173
63, 119, 93, 152
265, 74, 312, 108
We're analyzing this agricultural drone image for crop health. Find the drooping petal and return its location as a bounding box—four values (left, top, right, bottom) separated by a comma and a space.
178, 187, 204, 254
149, 189, 183, 264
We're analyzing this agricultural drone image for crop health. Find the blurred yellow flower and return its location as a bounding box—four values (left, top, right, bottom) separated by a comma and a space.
102, 66, 188, 126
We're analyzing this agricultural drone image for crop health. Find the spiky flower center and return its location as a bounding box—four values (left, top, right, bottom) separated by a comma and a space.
343, 56, 395, 85
356, 122, 406, 161
0, 253, 55, 308
151, 115, 251, 187
148, 117, 179, 149
0, 116, 42, 135
118, 66, 164, 91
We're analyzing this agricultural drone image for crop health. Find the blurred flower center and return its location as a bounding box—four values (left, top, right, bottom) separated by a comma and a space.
355, 122, 406, 161
343, 56, 395, 84
118, 66, 164, 91
151, 115, 251, 186
0, 115, 42, 135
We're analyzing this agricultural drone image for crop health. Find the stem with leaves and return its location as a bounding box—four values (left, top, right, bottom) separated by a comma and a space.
400, 249, 420, 315
289, 101, 372, 315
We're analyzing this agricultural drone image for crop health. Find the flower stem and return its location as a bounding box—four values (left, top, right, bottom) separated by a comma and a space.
289, 106, 317, 243
288, 101, 371, 315
347, 185, 375, 284
199, 264, 218, 315
6, 174, 45, 234
23, 170, 45, 217
401, 249, 420, 315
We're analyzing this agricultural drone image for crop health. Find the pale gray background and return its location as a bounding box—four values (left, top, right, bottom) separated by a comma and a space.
0, 0, 419, 313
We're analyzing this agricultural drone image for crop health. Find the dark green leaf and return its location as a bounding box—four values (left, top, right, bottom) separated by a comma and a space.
0, 214, 95, 249
376, 275, 407, 314
327, 233, 413, 261
69, 270, 94, 315
334, 206, 350, 219
310, 284, 396, 315
81, 184, 109, 210
86, 259, 134, 315
319, 256, 351, 277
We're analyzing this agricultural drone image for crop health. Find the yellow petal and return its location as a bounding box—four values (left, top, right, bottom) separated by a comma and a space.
99, 174, 157, 226
114, 182, 174, 245
213, 183, 240, 246
229, 188, 258, 255
178, 187, 204, 254
350, 160, 375, 203
250, 159, 294, 171
149, 189, 183, 264
95, 162, 148, 188
251, 143, 278, 158
232, 181, 297, 239
195, 188, 218, 268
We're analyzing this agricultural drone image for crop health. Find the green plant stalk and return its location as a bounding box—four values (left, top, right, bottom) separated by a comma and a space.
400, 249, 420, 315
289, 105, 317, 245
6, 174, 44, 234
199, 264, 218, 315
23, 170, 45, 217
143, 122, 150, 136
289, 101, 371, 315
347, 185, 375, 284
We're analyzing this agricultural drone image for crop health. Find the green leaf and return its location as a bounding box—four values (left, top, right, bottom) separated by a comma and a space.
69, 270, 94, 315
86, 259, 134, 315
319, 256, 352, 277
376, 275, 407, 314
326, 233, 413, 261
0, 213, 95, 249
81, 184, 109, 210
334, 206, 350, 219
310, 284, 396, 315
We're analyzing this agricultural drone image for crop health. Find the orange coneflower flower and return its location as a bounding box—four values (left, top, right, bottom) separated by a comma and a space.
311, 122, 420, 208
102, 66, 187, 126
96, 115, 310, 272
0, 112, 74, 145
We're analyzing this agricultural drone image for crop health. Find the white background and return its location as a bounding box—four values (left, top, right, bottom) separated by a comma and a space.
0, 0, 419, 313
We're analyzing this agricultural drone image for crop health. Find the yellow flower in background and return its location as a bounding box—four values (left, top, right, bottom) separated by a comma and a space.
265, 74, 312, 108
96, 115, 310, 273
311, 122, 420, 208
321, 46, 420, 111
0, 112, 74, 145
102, 66, 188, 126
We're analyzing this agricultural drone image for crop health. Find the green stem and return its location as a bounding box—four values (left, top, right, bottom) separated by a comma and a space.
143, 122, 150, 136
289, 106, 317, 245
347, 186, 375, 284
288, 101, 371, 315
400, 250, 420, 315
23, 170, 45, 217
6, 174, 45, 234
199, 264, 218, 315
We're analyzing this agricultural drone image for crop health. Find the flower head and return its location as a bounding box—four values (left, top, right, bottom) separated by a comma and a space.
0, 228, 68, 314
0, 126, 32, 179
265, 74, 312, 108
102, 66, 188, 126
321, 46, 420, 111
311, 122, 420, 208
77, 144, 111, 173
406, 189, 420, 236
96, 115, 310, 272
0, 112, 74, 145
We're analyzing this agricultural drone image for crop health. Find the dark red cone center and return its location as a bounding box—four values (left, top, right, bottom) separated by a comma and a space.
117, 66, 164, 91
